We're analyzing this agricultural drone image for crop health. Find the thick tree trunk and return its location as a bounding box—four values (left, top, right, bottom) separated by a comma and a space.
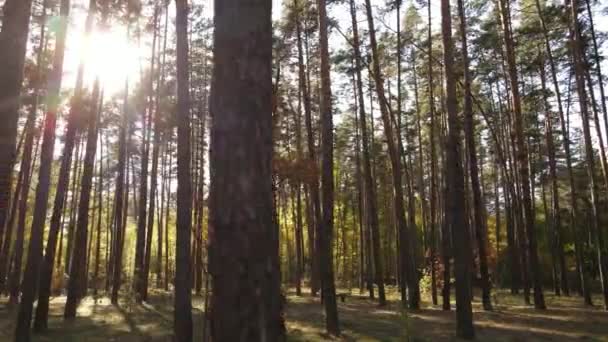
209, 0, 286, 340
0, 0, 34, 249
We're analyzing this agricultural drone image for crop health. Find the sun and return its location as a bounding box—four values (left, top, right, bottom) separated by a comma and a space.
68, 25, 143, 94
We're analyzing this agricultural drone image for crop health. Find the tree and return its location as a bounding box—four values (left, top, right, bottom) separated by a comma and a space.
317, 0, 340, 335
365, 0, 404, 307
457, 0, 492, 311
533, 0, 583, 301
174, 0, 193, 341
64, 79, 100, 318
16, 0, 69, 336
34, 0, 94, 328
498, 0, 546, 309
441, 0, 474, 337
134, 4, 159, 303
208, 0, 285, 340
568, 0, 608, 309
349, 0, 380, 301
0, 0, 34, 253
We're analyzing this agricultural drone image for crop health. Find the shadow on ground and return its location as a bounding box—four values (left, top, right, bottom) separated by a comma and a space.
0, 288, 606, 341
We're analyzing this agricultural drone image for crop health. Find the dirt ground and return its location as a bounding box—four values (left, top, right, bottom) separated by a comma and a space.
1, 288, 607, 341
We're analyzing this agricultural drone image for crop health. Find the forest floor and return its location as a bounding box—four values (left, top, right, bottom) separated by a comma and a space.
0, 287, 607, 341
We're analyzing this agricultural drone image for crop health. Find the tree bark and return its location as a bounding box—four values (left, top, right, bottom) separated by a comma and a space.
0, 0, 34, 250
209, 0, 286, 340
174, 0, 193, 340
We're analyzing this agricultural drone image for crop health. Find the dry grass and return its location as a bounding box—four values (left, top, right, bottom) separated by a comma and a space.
0, 287, 606, 341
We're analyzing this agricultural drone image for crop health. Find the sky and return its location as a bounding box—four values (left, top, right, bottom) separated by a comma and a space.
60, 0, 608, 93
55, 0, 608, 145
60, 0, 442, 95
19, 0, 605, 187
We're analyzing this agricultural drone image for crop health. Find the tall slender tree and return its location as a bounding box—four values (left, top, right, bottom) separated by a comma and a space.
442, 0, 474, 337
364, 0, 408, 307
174, 0, 193, 340
568, 0, 608, 309
65, 79, 101, 318
457, 0, 492, 311
317, 0, 341, 334
498, 0, 546, 309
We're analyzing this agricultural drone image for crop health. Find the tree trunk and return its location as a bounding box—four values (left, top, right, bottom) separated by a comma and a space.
0, 0, 34, 251
457, 0, 492, 311
164, 141, 172, 291
365, 0, 411, 308
498, 0, 545, 309
295, 2, 321, 296
93, 118, 104, 297
427, 0, 439, 306
174, 0, 193, 340
568, 0, 608, 309
134, 5, 159, 303
584, 0, 608, 144
317, 0, 341, 334
13, 13, 64, 338
292, 8, 305, 293
0, 146, 23, 294
539, 60, 569, 296
442, 0, 474, 337
21, 0, 68, 332
111, 75, 129, 304
208, 0, 286, 340
65, 79, 101, 318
